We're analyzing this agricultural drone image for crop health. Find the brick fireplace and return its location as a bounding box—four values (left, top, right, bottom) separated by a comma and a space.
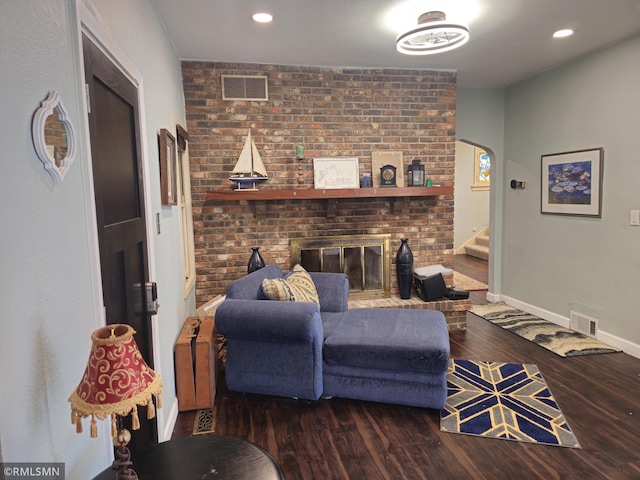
182, 62, 464, 327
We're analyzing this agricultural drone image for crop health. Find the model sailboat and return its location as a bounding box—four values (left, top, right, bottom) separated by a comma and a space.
229, 130, 268, 190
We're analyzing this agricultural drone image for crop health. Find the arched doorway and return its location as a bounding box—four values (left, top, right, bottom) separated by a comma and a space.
453, 140, 498, 299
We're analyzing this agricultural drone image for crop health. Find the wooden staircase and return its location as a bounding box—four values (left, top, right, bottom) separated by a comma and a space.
463, 227, 489, 260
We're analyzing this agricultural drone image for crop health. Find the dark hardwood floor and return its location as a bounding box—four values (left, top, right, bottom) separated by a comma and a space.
453, 253, 489, 306
173, 256, 640, 479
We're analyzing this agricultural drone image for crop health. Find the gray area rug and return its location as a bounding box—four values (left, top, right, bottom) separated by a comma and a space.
452, 271, 487, 291
470, 302, 621, 357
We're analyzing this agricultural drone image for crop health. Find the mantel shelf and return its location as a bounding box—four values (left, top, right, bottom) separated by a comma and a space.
205, 185, 453, 202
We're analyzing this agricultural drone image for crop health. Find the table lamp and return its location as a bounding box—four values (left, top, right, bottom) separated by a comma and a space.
69, 324, 162, 480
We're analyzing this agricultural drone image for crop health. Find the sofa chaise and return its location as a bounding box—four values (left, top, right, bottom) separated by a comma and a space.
215, 264, 450, 409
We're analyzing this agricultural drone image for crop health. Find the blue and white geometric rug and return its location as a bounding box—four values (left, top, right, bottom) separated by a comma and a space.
441, 359, 581, 448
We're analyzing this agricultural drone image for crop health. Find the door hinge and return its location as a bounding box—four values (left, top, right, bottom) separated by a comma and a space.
85, 83, 91, 113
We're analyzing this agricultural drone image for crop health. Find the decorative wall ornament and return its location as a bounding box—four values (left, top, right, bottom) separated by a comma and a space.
32, 91, 76, 185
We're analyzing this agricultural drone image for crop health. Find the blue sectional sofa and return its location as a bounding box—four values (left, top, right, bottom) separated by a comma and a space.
215, 264, 450, 409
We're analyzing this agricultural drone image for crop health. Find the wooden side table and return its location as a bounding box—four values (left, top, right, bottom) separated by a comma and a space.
93, 435, 284, 480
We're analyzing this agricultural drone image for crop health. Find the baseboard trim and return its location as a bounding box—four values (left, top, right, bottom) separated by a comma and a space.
499, 295, 569, 328
597, 330, 640, 359
486, 291, 499, 303
160, 397, 179, 442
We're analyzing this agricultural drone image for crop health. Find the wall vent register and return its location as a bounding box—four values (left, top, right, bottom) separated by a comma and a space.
222, 75, 268, 101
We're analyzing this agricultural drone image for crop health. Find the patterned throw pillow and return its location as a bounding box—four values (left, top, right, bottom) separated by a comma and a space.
261, 264, 320, 307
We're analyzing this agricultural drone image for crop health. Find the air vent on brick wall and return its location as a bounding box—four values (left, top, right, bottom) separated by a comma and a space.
570, 311, 599, 338
222, 75, 268, 101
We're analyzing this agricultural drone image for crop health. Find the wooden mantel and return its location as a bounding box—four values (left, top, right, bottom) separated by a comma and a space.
205, 186, 453, 217
205, 185, 452, 201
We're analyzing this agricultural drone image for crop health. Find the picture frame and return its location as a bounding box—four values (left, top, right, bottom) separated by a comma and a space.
159, 128, 177, 205
471, 147, 490, 191
313, 157, 360, 189
541, 147, 603, 217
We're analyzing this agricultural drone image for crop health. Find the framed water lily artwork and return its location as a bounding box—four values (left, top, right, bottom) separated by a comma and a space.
541, 147, 603, 217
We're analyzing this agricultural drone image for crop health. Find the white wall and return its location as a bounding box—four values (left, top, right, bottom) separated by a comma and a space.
501, 35, 640, 353
0, 1, 193, 478
454, 141, 490, 250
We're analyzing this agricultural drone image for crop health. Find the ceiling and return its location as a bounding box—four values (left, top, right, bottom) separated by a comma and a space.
153, 0, 640, 87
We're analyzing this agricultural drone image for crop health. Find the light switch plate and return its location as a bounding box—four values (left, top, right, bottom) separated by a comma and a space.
631, 210, 640, 226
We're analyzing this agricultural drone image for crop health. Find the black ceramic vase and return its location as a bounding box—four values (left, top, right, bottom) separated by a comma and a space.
247, 247, 265, 274
396, 238, 414, 299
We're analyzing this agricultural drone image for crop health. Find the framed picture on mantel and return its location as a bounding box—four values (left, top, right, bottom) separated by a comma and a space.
541, 147, 603, 217
313, 157, 360, 189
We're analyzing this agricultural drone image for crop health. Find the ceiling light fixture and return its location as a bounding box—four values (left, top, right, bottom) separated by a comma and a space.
396, 11, 469, 55
252, 12, 273, 23
553, 29, 574, 38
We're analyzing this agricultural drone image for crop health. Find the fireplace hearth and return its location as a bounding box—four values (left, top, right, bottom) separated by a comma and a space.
290, 234, 391, 300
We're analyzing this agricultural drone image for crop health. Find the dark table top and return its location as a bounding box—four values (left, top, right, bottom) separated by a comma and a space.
93, 435, 284, 480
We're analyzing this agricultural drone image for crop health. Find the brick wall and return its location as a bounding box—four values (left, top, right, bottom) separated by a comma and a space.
182, 62, 457, 306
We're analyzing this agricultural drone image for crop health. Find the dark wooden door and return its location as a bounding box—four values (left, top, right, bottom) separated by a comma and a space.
83, 35, 157, 450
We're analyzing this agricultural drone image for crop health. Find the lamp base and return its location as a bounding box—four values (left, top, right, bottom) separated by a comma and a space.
112, 446, 138, 480
112, 429, 139, 480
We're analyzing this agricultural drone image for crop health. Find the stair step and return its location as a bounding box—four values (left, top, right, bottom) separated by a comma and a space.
465, 244, 489, 260
476, 235, 489, 247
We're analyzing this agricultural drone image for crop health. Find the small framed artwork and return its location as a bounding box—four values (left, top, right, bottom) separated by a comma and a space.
159, 128, 177, 205
541, 147, 603, 217
313, 157, 360, 189
471, 147, 490, 191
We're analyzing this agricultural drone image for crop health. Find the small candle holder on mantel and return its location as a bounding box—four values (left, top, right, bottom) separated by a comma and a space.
295, 145, 305, 186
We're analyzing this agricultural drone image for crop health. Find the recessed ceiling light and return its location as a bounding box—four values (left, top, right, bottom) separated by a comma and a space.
553, 29, 574, 38
252, 12, 273, 23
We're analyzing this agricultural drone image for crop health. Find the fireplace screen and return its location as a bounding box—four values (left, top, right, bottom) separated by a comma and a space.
290, 234, 391, 299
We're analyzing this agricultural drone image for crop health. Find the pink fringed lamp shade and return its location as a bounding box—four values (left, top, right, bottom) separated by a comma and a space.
68, 324, 162, 438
